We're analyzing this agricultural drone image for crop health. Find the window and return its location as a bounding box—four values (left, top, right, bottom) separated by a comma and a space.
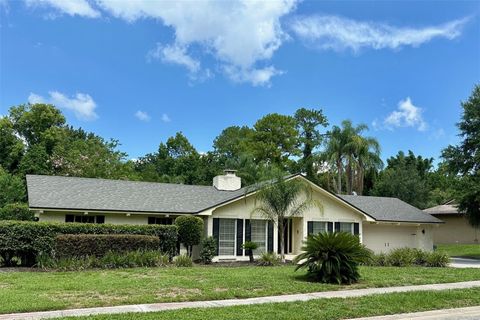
148, 217, 174, 225
65, 214, 105, 224
339, 222, 353, 234
312, 221, 326, 235
250, 220, 266, 254
218, 219, 236, 256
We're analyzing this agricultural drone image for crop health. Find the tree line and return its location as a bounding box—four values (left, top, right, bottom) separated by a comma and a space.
1, 85, 478, 226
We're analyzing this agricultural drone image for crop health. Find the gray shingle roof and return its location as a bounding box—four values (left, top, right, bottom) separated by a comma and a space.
337, 195, 442, 224
27, 174, 442, 224
423, 204, 460, 215
27, 175, 248, 214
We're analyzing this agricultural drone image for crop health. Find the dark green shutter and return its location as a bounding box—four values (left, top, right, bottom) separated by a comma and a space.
236, 219, 243, 256
354, 223, 360, 236
245, 219, 251, 242
148, 217, 155, 224
213, 218, 220, 256
267, 221, 274, 253
65, 214, 74, 223
327, 222, 333, 233
335, 222, 340, 232
307, 221, 313, 235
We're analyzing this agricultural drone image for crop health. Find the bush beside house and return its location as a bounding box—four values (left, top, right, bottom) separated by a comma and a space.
175, 215, 204, 257
0, 221, 178, 267
54, 234, 161, 258
0, 203, 34, 221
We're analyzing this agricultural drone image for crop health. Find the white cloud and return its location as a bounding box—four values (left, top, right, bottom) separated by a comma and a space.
95, 0, 296, 85
290, 15, 469, 52
161, 113, 171, 123
135, 110, 150, 122
148, 44, 200, 74
383, 97, 427, 131
224, 65, 284, 87
28, 91, 98, 120
25, 0, 100, 18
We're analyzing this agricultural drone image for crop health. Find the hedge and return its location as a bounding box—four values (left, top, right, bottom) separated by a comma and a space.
54, 234, 161, 258
0, 203, 35, 221
0, 221, 178, 267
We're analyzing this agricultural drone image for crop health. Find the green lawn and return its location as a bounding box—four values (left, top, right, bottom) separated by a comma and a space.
1, 265, 480, 314
437, 244, 480, 259
59, 288, 480, 320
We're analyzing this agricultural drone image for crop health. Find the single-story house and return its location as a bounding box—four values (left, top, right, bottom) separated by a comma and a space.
26, 171, 442, 261
424, 201, 479, 244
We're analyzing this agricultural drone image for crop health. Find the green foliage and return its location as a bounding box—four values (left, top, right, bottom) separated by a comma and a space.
294, 232, 371, 284
425, 251, 450, 267
54, 234, 160, 258
294, 108, 328, 180
0, 117, 24, 172
257, 252, 281, 266
324, 120, 381, 195
386, 248, 416, 267
371, 151, 433, 209
366, 248, 450, 268
0, 221, 178, 267
443, 86, 480, 226
213, 126, 254, 159
174, 254, 193, 267
0, 169, 26, 208
38, 250, 169, 270
175, 215, 204, 257
242, 241, 258, 262
242, 241, 258, 251
0, 203, 34, 221
199, 236, 217, 264
250, 113, 300, 166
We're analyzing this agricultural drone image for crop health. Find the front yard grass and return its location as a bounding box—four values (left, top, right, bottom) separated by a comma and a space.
59, 288, 480, 320
437, 243, 480, 259
1, 265, 480, 314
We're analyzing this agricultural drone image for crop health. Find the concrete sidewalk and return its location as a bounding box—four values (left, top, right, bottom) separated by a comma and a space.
2, 280, 480, 320
350, 306, 480, 319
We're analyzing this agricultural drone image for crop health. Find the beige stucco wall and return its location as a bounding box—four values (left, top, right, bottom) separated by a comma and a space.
362, 223, 434, 253
433, 215, 479, 244
209, 186, 367, 259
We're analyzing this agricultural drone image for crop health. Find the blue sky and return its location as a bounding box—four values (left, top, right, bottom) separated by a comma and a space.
1, 0, 479, 163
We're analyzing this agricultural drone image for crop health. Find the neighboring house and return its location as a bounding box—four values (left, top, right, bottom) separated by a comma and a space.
424, 201, 479, 244
26, 171, 441, 260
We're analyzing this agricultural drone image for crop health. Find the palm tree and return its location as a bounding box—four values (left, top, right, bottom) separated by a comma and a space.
324, 120, 382, 195
252, 172, 320, 262
353, 136, 382, 195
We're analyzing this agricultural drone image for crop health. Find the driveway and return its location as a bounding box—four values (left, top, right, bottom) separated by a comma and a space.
450, 257, 480, 268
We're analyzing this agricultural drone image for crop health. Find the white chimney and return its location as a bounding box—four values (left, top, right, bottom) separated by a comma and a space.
213, 169, 241, 191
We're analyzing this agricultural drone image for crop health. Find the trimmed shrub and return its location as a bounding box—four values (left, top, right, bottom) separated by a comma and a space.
54, 234, 160, 258
0, 221, 178, 267
242, 241, 258, 263
425, 251, 450, 267
175, 215, 204, 257
174, 254, 193, 267
37, 250, 170, 270
199, 236, 216, 264
257, 252, 281, 266
0, 203, 34, 221
413, 249, 428, 265
386, 248, 416, 267
294, 232, 370, 284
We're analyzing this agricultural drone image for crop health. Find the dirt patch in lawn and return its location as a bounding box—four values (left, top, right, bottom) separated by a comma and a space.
155, 287, 202, 299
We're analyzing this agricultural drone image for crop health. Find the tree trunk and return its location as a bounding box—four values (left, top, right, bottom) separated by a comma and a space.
336, 159, 342, 194
279, 217, 285, 263
346, 158, 352, 195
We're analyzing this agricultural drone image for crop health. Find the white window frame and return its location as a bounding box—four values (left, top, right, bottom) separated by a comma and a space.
250, 219, 268, 255
218, 218, 237, 257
